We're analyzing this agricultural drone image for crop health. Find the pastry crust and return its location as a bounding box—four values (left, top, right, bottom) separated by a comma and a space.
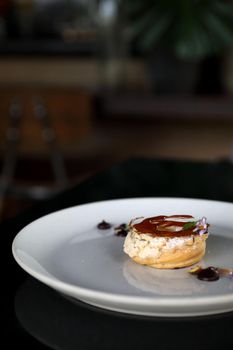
132, 236, 207, 269
123, 223, 208, 269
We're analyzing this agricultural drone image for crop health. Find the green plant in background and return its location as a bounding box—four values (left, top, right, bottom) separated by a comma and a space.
123, 0, 233, 61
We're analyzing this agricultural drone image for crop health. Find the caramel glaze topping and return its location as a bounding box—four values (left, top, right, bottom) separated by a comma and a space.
132, 215, 199, 238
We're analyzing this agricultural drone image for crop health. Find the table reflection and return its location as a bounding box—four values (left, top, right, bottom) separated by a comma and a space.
15, 277, 233, 350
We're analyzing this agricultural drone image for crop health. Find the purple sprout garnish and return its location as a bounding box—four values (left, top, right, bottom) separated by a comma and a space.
193, 217, 208, 235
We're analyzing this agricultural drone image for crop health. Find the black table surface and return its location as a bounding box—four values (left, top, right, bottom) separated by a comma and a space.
2, 157, 233, 349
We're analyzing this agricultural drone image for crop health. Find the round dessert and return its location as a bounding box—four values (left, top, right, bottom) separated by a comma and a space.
123, 215, 209, 269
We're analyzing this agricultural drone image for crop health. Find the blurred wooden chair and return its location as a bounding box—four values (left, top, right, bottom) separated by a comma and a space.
0, 97, 68, 218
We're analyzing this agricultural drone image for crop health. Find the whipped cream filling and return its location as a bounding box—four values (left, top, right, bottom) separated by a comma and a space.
123, 230, 195, 260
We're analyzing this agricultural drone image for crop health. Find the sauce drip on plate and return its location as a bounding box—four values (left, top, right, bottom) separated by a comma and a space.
97, 220, 112, 230
196, 267, 220, 281
189, 266, 221, 282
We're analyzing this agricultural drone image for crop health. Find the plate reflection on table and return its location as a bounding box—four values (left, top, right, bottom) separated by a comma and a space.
15, 277, 233, 350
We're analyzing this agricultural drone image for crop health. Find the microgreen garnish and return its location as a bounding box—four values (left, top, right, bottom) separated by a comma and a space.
183, 221, 197, 230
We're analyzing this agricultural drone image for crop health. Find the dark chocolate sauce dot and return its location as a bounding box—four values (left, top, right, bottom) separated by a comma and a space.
97, 220, 112, 230
197, 267, 220, 281
114, 224, 129, 237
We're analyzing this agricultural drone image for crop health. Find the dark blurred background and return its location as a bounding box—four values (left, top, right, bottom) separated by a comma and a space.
0, 0, 233, 221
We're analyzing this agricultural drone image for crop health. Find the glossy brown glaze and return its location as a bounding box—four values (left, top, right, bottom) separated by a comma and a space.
132, 215, 198, 237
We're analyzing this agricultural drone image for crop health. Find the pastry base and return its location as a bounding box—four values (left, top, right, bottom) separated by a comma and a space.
132, 239, 206, 269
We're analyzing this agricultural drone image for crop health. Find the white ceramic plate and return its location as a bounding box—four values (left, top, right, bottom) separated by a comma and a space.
12, 197, 233, 317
